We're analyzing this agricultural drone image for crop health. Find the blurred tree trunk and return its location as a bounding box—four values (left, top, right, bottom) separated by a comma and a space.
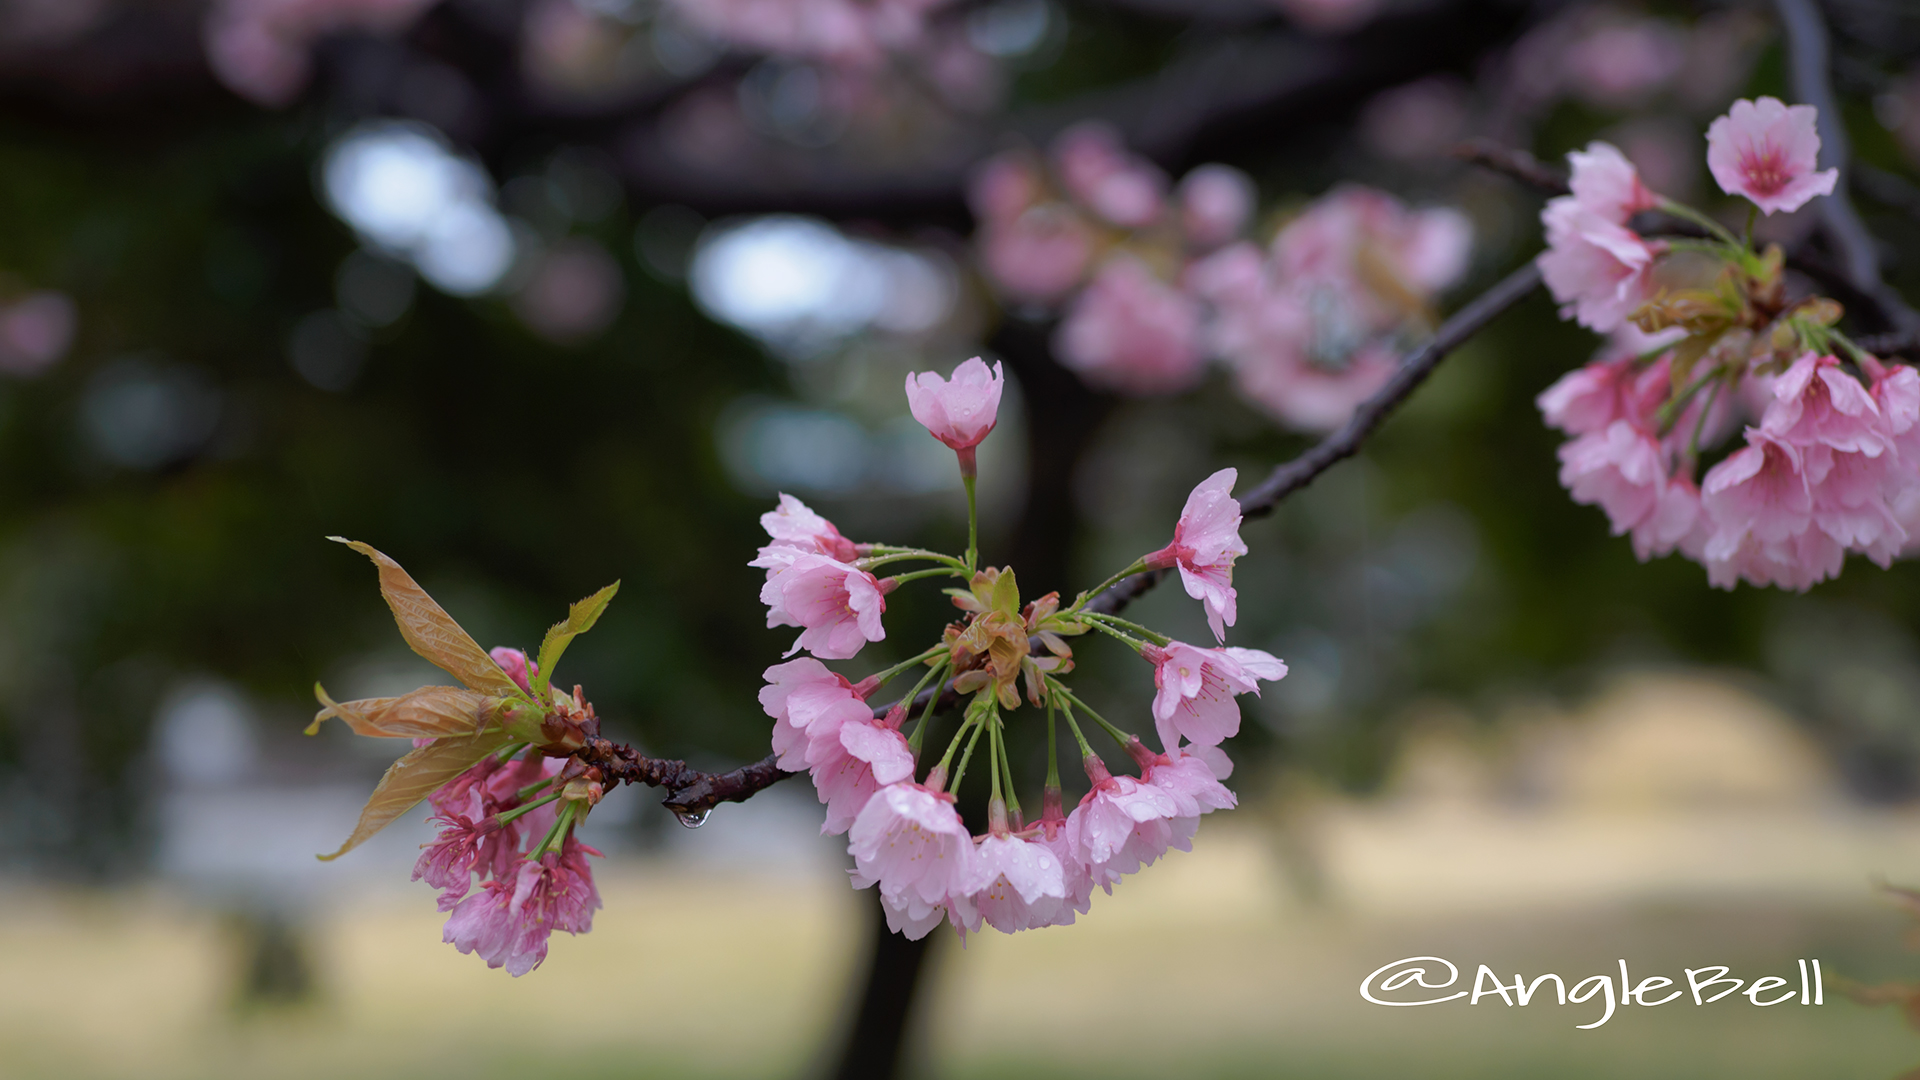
825, 318, 1105, 1079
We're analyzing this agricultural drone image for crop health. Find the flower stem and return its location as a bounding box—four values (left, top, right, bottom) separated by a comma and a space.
1051, 683, 1134, 749
885, 567, 968, 587
994, 712, 1022, 823
948, 702, 991, 794
1081, 616, 1150, 652
870, 645, 948, 691
1084, 611, 1172, 645
860, 550, 970, 572
903, 658, 951, 756
495, 792, 561, 826
933, 694, 982, 777
1658, 198, 1743, 248
1656, 368, 1720, 435
963, 473, 979, 572
1045, 699, 1061, 792
1686, 379, 1724, 465
1056, 696, 1096, 759
1069, 560, 1150, 613
514, 777, 557, 802
526, 799, 575, 860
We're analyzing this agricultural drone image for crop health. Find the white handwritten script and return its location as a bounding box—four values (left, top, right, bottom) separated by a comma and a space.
1360, 956, 1824, 1029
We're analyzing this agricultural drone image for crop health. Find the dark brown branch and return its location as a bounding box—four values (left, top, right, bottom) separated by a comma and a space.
1775, 0, 1920, 335
576, 735, 793, 818
1454, 139, 1568, 196
1089, 261, 1544, 617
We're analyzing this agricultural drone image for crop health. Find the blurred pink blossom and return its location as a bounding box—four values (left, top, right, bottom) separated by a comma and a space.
0, 290, 76, 376
662, 0, 957, 67
1052, 122, 1167, 229
1053, 257, 1204, 396
1565, 141, 1660, 223
977, 207, 1097, 304
1176, 164, 1257, 250
204, 0, 437, 107
1562, 21, 1686, 108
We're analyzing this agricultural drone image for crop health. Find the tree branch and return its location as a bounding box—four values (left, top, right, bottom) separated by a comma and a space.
576, 735, 795, 818
1774, 0, 1920, 335
1090, 261, 1545, 617
1453, 138, 1568, 196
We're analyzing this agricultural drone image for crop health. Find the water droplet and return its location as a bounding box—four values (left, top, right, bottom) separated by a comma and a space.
673, 807, 711, 829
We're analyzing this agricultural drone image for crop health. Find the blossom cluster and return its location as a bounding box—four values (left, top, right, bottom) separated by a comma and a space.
1535, 96, 1914, 591
307, 542, 621, 975
971, 122, 1471, 431
751, 357, 1286, 938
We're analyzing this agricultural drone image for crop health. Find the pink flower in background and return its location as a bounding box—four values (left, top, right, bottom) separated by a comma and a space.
751, 550, 888, 659
1705, 97, 1838, 215
1562, 22, 1686, 108
953, 834, 1070, 935
1177, 164, 1257, 250
977, 208, 1097, 304
1144, 468, 1247, 642
1565, 142, 1660, 223
969, 154, 1043, 225
1052, 122, 1167, 228
1273, 186, 1471, 301
0, 291, 76, 376
849, 783, 984, 932
204, 0, 437, 107
1760, 354, 1889, 457
1537, 199, 1660, 332
1053, 257, 1205, 396
661, 0, 956, 67
488, 647, 537, 695
905, 357, 1004, 465
759, 493, 860, 562
1144, 641, 1287, 751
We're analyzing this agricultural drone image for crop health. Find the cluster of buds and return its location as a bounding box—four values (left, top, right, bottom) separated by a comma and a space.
1535, 96, 1919, 590
970, 122, 1472, 431
307, 540, 621, 974
751, 357, 1287, 938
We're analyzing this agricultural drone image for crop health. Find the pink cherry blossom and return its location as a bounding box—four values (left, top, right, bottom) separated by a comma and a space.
1144, 468, 1247, 643
905, 357, 1004, 475
441, 840, 601, 976
750, 550, 888, 660
759, 493, 860, 562
1565, 141, 1660, 223
1536, 331, 1680, 436
1051, 122, 1167, 228
1700, 428, 1828, 589
759, 658, 877, 772
1068, 756, 1192, 894
1145, 641, 1287, 751
1537, 198, 1660, 333
1804, 444, 1906, 567
1177, 164, 1257, 250
811, 706, 916, 835
1053, 257, 1206, 396
848, 782, 984, 930
1557, 420, 1701, 561
1705, 97, 1839, 216
968, 153, 1042, 225
488, 646, 538, 695
1760, 353, 1889, 457
1140, 746, 1238, 819
413, 795, 500, 910
951, 833, 1070, 935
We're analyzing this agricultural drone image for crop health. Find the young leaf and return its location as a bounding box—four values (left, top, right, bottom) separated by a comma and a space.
531, 581, 619, 698
307, 682, 501, 739
318, 728, 514, 861
329, 538, 526, 701
990, 566, 1021, 617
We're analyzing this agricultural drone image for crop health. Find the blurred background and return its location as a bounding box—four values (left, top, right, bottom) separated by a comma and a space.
5, 0, 1920, 1076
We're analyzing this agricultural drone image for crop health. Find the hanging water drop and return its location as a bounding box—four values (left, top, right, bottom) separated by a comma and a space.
673, 807, 710, 829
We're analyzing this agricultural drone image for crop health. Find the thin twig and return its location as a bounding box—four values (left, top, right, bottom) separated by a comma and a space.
1090, 261, 1545, 617
1774, 0, 1920, 334
1454, 139, 1568, 196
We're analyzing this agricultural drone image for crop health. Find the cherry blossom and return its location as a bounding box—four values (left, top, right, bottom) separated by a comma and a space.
1700, 428, 1828, 589
759, 658, 877, 772
488, 646, 537, 695
1054, 257, 1206, 396
1052, 122, 1167, 228
1140, 746, 1238, 820
759, 493, 861, 562
1565, 141, 1660, 223
1557, 420, 1702, 561
751, 550, 888, 660
441, 839, 601, 977
1144, 641, 1287, 751
848, 782, 984, 937
1537, 199, 1660, 333
1760, 353, 1890, 458
905, 357, 1005, 475
1705, 97, 1839, 216
977, 208, 1097, 304
1067, 754, 1188, 893
952, 833, 1070, 935
1144, 468, 1247, 643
